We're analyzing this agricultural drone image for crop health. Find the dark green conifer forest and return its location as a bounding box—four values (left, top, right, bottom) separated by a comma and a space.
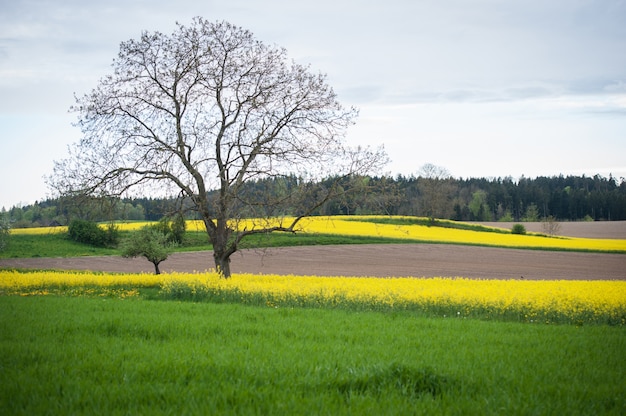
4, 174, 625, 227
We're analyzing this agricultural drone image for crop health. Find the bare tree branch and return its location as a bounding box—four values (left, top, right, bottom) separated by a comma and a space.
47, 18, 387, 277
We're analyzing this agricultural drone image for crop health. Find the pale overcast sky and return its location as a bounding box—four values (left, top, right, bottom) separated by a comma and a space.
1, 0, 625, 208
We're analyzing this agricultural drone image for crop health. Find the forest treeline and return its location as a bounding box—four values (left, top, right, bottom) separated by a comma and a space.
3, 173, 626, 228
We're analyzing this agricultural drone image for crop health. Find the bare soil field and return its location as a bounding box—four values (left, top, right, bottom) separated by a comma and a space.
1, 221, 624, 280
1, 245, 624, 281
476, 221, 626, 239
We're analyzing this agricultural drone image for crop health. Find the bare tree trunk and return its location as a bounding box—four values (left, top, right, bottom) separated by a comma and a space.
153, 262, 161, 275
213, 253, 231, 278
207, 212, 237, 277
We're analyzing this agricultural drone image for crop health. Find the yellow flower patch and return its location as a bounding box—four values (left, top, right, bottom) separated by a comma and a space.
10, 226, 68, 235
161, 272, 626, 321
2, 269, 624, 324
0, 270, 162, 291
296, 216, 626, 252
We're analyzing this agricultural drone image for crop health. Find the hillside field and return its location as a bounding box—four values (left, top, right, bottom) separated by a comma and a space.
1, 218, 625, 414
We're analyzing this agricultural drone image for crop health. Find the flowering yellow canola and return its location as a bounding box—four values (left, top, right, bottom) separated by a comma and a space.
296, 216, 626, 252
0, 270, 163, 290
10, 216, 626, 252
162, 272, 626, 321
190, 216, 626, 251
9, 221, 162, 235
3, 270, 624, 324
10, 226, 68, 235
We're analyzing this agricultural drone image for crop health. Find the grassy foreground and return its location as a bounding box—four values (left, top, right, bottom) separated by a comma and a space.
1, 295, 624, 415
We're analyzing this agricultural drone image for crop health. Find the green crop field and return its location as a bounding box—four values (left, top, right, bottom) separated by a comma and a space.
1, 295, 624, 415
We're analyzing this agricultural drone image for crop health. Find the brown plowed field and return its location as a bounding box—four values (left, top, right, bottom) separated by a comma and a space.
476, 221, 626, 239
1, 221, 625, 280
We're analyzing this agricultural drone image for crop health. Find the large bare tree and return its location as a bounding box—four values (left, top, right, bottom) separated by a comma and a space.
48, 18, 387, 276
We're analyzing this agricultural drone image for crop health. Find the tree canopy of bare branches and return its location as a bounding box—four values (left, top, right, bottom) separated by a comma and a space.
48, 18, 387, 276
417, 163, 456, 221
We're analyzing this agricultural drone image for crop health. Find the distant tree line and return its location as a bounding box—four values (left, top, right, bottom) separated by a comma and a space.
2, 195, 179, 228
310, 173, 626, 221
3, 173, 626, 227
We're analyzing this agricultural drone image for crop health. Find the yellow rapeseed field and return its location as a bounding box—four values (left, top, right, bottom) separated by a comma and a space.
0, 270, 163, 290
161, 272, 626, 323
10, 226, 68, 235
9, 221, 159, 235
193, 215, 626, 252
295, 216, 626, 252
2, 270, 624, 324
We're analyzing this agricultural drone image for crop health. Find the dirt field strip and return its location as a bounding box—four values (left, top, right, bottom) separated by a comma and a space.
476, 221, 626, 239
1, 244, 624, 280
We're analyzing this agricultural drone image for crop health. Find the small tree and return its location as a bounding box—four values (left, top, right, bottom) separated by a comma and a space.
417, 163, 455, 222
48, 18, 387, 277
469, 190, 490, 221
523, 204, 540, 222
541, 215, 561, 236
121, 226, 174, 274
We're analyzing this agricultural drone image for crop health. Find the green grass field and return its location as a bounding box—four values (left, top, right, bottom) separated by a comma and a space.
1, 295, 624, 415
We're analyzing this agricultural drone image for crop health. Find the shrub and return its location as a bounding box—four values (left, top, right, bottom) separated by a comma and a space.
498, 211, 514, 222
152, 215, 186, 244
68, 219, 119, 247
511, 224, 526, 235
170, 214, 186, 244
